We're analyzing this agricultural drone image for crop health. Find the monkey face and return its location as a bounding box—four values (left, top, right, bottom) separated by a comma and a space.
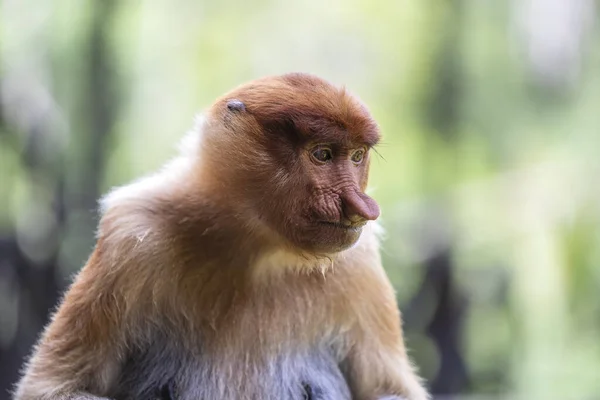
210, 73, 382, 255
232, 134, 380, 254
287, 141, 381, 253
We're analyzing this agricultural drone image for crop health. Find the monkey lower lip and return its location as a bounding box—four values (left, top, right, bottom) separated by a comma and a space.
318, 221, 363, 231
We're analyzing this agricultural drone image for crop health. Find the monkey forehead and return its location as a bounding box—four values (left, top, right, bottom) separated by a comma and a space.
215, 73, 380, 147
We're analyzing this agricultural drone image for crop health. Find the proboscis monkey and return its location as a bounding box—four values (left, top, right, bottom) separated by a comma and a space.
15, 73, 429, 400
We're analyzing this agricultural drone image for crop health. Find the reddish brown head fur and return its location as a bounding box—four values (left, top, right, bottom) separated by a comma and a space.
212, 73, 380, 147
200, 73, 381, 254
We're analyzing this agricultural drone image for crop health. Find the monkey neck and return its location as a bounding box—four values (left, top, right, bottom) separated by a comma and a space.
99, 150, 352, 278
168, 189, 335, 276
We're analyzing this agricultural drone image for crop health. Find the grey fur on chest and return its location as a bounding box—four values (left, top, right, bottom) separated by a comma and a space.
109, 337, 351, 400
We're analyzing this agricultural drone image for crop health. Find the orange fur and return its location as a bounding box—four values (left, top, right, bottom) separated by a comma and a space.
14, 73, 428, 400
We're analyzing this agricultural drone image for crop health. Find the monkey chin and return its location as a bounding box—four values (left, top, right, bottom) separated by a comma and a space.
298, 222, 365, 255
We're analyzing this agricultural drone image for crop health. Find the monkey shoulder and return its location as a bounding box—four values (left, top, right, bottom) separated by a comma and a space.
97, 153, 201, 253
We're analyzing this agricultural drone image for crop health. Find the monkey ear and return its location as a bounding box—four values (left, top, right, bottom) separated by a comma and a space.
226, 99, 246, 112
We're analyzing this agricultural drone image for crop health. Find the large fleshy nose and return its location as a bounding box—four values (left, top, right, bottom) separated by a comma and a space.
341, 189, 380, 225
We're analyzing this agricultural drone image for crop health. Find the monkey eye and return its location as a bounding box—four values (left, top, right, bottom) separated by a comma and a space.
311, 146, 333, 163
351, 149, 366, 164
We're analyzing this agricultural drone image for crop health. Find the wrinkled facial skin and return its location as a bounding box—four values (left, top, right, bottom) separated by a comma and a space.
295, 141, 380, 253
256, 120, 381, 255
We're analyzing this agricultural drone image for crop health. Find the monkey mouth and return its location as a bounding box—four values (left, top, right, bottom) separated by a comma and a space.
317, 220, 365, 232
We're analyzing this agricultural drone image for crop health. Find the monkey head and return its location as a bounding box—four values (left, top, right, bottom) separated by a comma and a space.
203, 73, 381, 255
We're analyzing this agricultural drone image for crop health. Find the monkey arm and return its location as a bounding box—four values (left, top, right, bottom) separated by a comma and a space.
14, 239, 131, 400
340, 265, 429, 400
344, 338, 427, 400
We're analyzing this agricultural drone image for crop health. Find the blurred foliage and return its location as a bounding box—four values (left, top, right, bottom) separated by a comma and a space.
1, 0, 600, 399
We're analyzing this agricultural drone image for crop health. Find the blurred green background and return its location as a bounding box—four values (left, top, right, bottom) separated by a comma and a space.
1, 0, 600, 399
